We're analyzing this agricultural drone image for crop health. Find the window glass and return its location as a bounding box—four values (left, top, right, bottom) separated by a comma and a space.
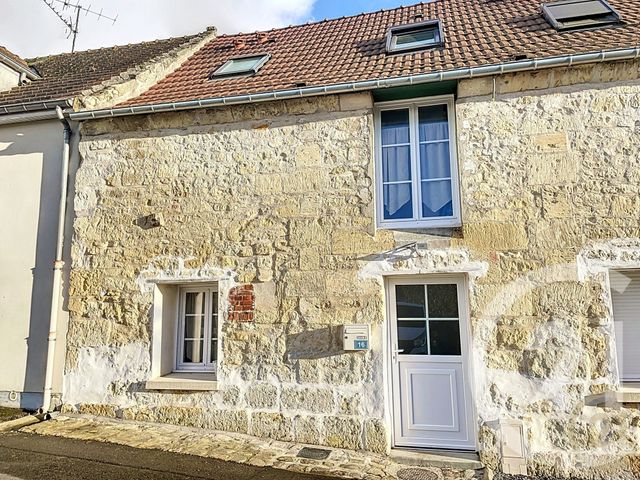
210, 292, 219, 364
419, 105, 449, 142
381, 109, 413, 220
384, 184, 413, 220
383, 146, 411, 183
184, 340, 204, 363
185, 292, 205, 316
396, 285, 426, 318
396, 283, 462, 356
421, 179, 453, 218
429, 321, 461, 355
388, 22, 442, 52
178, 287, 218, 371
395, 27, 439, 48
213, 55, 268, 77
381, 109, 410, 145
427, 284, 459, 318
398, 320, 427, 354
377, 101, 457, 227
420, 143, 451, 180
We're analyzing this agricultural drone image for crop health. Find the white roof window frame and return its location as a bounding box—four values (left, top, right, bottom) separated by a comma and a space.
541, 0, 621, 31
210, 53, 271, 79
386, 20, 444, 54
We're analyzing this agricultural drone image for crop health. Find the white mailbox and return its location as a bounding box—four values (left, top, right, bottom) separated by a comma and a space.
342, 324, 370, 351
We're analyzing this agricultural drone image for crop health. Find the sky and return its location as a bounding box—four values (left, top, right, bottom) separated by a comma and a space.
3, 0, 404, 58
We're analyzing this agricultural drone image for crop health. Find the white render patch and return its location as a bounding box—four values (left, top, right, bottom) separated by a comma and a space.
64, 343, 150, 407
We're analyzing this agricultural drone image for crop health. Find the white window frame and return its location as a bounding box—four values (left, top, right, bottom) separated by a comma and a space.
609, 269, 640, 383
210, 54, 270, 79
386, 20, 444, 53
175, 284, 219, 373
374, 95, 462, 230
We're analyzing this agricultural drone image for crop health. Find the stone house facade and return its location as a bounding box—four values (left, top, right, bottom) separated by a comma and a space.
59, 1, 640, 478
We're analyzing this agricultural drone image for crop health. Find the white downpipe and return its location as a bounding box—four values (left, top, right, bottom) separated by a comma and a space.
41, 107, 72, 413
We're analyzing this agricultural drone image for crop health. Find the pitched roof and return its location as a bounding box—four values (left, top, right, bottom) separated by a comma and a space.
0, 32, 211, 110
122, 0, 640, 108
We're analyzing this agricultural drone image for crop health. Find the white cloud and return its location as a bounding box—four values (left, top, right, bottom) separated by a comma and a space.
4, 0, 316, 58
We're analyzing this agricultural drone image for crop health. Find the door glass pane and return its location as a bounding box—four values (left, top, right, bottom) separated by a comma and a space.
185, 292, 205, 316
421, 179, 453, 218
384, 183, 413, 220
383, 146, 411, 182
419, 105, 449, 142
184, 316, 205, 339
420, 143, 451, 180
429, 321, 461, 355
381, 109, 410, 145
396, 285, 426, 318
427, 284, 459, 318
183, 340, 204, 363
398, 320, 427, 355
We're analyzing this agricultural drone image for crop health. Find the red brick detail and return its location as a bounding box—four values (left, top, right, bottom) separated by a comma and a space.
228, 284, 255, 322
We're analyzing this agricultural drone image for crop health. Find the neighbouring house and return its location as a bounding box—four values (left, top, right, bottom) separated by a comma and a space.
52, 0, 640, 477
0, 29, 215, 411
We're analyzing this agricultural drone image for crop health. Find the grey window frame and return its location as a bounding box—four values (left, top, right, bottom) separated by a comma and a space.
541, 0, 621, 31
210, 54, 271, 79
175, 285, 219, 373
386, 20, 444, 54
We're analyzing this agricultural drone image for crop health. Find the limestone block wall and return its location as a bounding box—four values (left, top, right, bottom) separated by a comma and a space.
65, 60, 640, 478
65, 93, 392, 453
454, 60, 640, 478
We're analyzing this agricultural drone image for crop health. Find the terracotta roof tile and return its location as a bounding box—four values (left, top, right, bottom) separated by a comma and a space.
122, 0, 640, 107
0, 32, 208, 108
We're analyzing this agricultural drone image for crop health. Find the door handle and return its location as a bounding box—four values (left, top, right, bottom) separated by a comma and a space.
392, 348, 404, 362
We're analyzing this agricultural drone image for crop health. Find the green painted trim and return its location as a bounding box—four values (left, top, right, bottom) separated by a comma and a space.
372, 81, 457, 102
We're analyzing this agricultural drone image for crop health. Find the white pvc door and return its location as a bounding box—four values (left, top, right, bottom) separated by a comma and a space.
389, 277, 476, 450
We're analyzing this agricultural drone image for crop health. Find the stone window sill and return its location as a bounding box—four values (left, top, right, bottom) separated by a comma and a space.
585, 382, 640, 406
145, 373, 218, 391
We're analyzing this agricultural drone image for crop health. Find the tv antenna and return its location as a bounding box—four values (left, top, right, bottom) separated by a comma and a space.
42, 0, 118, 53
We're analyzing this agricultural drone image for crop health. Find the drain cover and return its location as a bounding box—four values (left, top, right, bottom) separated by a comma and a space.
296, 447, 331, 460
397, 468, 439, 480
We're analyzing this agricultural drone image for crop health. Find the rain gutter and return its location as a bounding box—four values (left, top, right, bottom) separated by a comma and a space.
0, 110, 59, 125
0, 99, 73, 116
69, 46, 640, 121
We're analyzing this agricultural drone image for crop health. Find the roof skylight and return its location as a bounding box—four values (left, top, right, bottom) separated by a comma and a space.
386, 20, 443, 53
542, 0, 621, 30
210, 54, 270, 79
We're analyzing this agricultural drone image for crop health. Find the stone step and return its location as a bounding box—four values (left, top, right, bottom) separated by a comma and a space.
390, 448, 483, 471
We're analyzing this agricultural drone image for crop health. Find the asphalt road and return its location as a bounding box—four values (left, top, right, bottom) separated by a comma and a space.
0, 432, 338, 480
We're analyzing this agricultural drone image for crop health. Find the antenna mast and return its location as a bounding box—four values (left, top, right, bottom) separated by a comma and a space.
42, 0, 118, 52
